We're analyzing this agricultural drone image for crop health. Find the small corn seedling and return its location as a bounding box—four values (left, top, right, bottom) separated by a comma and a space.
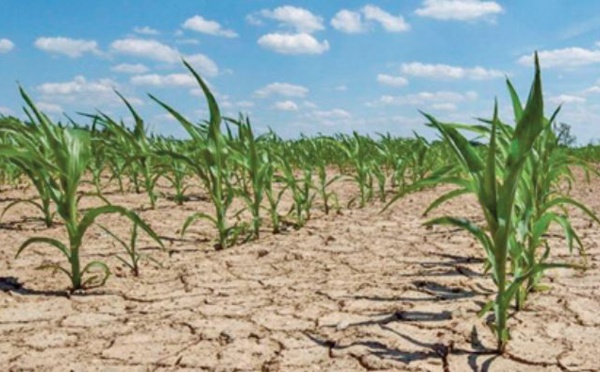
92, 92, 160, 209
151, 61, 242, 249
0, 118, 56, 227
410, 54, 597, 352
335, 132, 376, 208
154, 137, 191, 205
228, 115, 272, 239
8, 88, 163, 290
99, 224, 161, 277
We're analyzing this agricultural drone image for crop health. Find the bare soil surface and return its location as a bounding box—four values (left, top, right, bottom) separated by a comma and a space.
1, 173, 600, 371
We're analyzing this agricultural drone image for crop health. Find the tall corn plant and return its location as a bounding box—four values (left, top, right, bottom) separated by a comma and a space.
415, 55, 589, 352
151, 61, 240, 250
8, 88, 163, 290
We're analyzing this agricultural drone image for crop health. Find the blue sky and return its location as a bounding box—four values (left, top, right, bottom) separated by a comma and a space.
1, 0, 600, 143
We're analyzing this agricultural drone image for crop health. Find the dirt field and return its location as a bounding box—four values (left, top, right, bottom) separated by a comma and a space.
1, 174, 599, 372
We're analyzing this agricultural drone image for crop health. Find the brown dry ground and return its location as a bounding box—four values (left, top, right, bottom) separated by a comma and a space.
1, 172, 600, 372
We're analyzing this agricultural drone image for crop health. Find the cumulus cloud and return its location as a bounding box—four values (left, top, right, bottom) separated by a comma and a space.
273, 100, 299, 111
0, 106, 13, 115
35, 37, 100, 58
331, 10, 366, 33
430, 103, 458, 111
401, 62, 504, 80
111, 38, 179, 62
255, 82, 309, 98
186, 53, 219, 76
130, 73, 196, 87
111, 63, 149, 74
35, 76, 141, 107
182, 15, 238, 38
134, 26, 160, 35
0, 38, 14, 53
518, 47, 600, 68
377, 74, 409, 87
415, 0, 503, 21
258, 6, 324, 33
37, 102, 64, 113
37, 75, 115, 95
110, 38, 219, 76
312, 109, 352, 119
369, 90, 477, 106
362, 5, 410, 32
331, 5, 409, 33
258, 32, 329, 54
548, 94, 586, 105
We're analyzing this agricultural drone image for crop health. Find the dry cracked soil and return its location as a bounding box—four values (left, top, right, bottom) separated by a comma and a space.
1, 173, 600, 372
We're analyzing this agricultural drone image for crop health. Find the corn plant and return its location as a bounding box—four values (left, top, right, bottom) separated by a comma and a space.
228, 115, 272, 239
412, 55, 597, 352
154, 137, 191, 205
151, 61, 241, 249
335, 132, 376, 208
92, 92, 160, 209
8, 88, 163, 290
0, 118, 55, 227
99, 224, 160, 277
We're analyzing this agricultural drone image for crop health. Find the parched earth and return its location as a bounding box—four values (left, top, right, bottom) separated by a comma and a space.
1, 174, 600, 371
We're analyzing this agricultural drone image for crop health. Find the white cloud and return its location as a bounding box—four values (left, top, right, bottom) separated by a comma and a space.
37, 102, 64, 113
111, 63, 149, 74
431, 103, 458, 111
518, 47, 600, 68
331, 10, 366, 33
258, 33, 329, 55
335, 85, 348, 91
111, 38, 179, 62
0, 38, 14, 53
246, 14, 263, 26
35, 37, 100, 58
401, 62, 504, 80
548, 94, 586, 105
134, 26, 160, 35
377, 74, 409, 87
273, 100, 299, 111
186, 54, 219, 76
362, 5, 410, 32
175, 38, 200, 45
37, 75, 115, 95
255, 82, 309, 98
35, 76, 139, 108
236, 100, 255, 108
415, 0, 503, 21
370, 90, 477, 106
130, 73, 196, 87
182, 15, 238, 38
110, 38, 219, 76
312, 109, 352, 119
259, 6, 324, 33
0, 106, 13, 115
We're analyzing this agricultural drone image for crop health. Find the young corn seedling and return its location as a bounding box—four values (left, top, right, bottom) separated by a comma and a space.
154, 137, 191, 205
410, 54, 594, 352
92, 92, 160, 209
151, 60, 241, 249
228, 115, 271, 239
0, 118, 56, 227
10, 88, 163, 290
99, 224, 161, 277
